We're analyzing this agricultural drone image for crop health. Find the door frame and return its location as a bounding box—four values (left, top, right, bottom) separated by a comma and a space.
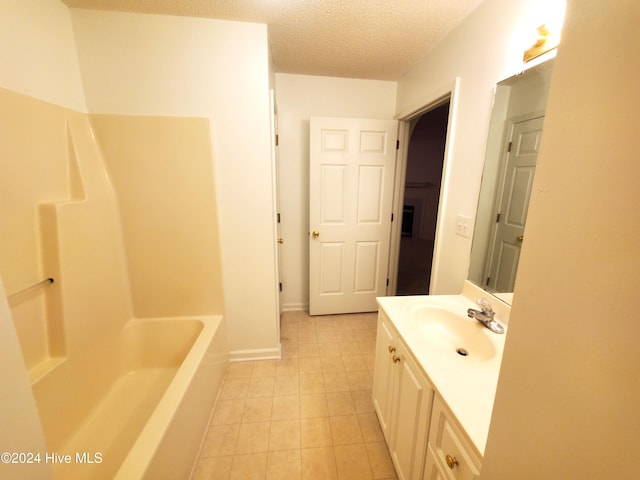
269, 89, 282, 337
387, 78, 460, 295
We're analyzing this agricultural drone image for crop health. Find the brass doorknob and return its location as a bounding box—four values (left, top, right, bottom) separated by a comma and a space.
388, 346, 396, 353
392, 355, 401, 364
446, 455, 459, 469
516, 235, 524, 242
312, 230, 320, 238
277, 238, 284, 244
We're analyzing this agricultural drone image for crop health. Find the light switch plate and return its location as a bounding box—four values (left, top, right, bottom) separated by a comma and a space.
455, 215, 473, 238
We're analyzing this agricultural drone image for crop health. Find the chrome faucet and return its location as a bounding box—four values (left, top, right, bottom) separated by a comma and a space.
467, 297, 505, 334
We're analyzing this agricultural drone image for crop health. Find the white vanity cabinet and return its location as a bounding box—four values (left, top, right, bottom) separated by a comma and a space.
372, 310, 434, 480
372, 310, 397, 438
373, 298, 494, 480
423, 396, 481, 480
374, 290, 508, 480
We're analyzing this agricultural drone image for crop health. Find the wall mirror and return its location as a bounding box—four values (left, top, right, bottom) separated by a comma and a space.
468, 57, 555, 304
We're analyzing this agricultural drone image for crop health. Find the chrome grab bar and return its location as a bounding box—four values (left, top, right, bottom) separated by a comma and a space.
6, 277, 55, 299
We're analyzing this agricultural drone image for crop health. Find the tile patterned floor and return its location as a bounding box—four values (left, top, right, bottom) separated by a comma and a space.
192, 310, 398, 480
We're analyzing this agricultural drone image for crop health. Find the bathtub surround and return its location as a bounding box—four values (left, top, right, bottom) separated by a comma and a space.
0, 87, 229, 478
69, 8, 280, 358
90, 115, 224, 318
0, 89, 73, 375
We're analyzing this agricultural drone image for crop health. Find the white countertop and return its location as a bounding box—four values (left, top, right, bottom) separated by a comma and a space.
376, 283, 509, 456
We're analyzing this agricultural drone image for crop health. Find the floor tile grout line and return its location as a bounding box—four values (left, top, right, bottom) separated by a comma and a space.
195, 311, 393, 479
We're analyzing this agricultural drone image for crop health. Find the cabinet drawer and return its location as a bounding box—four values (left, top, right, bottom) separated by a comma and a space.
428, 397, 481, 480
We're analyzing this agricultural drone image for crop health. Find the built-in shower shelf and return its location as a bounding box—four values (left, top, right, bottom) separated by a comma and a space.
28, 356, 65, 385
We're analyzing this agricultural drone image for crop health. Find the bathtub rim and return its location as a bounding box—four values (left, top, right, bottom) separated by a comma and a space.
113, 314, 224, 480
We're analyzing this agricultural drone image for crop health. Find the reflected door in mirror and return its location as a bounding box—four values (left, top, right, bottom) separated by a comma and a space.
485, 115, 544, 292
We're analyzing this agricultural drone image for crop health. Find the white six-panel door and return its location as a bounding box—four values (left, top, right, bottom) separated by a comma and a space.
486, 114, 544, 292
309, 117, 398, 315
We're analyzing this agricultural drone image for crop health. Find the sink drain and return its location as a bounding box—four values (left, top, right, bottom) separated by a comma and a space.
456, 348, 468, 357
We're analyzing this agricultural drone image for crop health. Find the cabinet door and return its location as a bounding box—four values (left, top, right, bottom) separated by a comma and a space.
372, 312, 397, 442
423, 447, 449, 480
428, 397, 481, 480
390, 341, 434, 480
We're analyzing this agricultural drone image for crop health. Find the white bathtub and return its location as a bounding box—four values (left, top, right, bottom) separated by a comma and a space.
51, 315, 228, 480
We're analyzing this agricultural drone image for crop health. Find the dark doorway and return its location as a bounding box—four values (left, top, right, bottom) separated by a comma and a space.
396, 102, 449, 295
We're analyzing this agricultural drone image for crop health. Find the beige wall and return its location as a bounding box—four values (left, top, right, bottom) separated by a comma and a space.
274, 73, 397, 310
275, 0, 566, 304
481, 0, 640, 478
91, 115, 225, 318
70, 9, 278, 356
0, 0, 86, 111
396, 0, 565, 294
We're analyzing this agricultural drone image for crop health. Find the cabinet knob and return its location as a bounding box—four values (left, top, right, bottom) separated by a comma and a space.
392, 355, 401, 364
388, 346, 396, 353
445, 454, 459, 469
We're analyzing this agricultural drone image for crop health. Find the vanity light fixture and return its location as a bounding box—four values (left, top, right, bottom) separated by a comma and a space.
523, 1, 566, 63
523, 24, 557, 62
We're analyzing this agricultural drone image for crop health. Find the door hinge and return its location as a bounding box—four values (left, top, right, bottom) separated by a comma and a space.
275, 134, 279, 146
507, 141, 512, 152
396, 139, 400, 150
386, 278, 389, 286
277, 213, 281, 223
496, 213, 501, 223
391, 213, 394, 222
486, 277, 491, 285
279, 282, 283, 292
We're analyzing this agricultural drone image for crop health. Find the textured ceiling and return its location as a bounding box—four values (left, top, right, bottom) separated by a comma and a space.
61, 0, 485, 80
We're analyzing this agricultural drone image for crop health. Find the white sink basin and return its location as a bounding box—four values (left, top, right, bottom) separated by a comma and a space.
404, 304, 497, 361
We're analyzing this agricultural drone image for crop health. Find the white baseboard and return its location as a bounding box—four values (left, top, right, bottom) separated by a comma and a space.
281, 303, 308, 312
230, 345, 282, 362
